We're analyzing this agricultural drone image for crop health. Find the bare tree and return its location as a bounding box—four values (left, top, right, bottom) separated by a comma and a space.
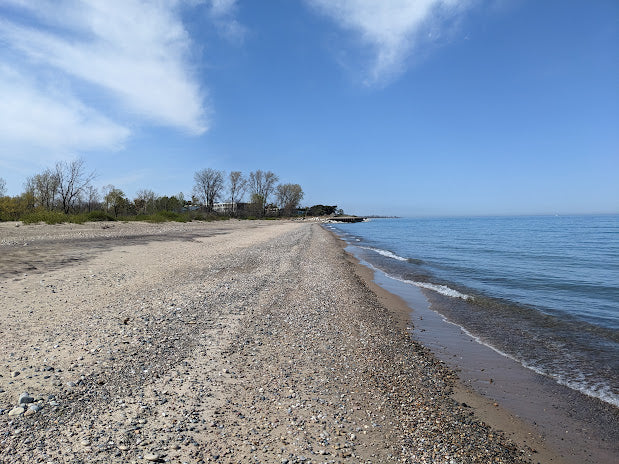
276, 183, 304, 216
248, 170, 279, 215
26, 169, 60, 210
55, 159, 96, 213
0, 177, 6, 197
135, 189, 156, 214
85, 185, 100, 212
193, 168, 224, 212
228, 171, 247, 215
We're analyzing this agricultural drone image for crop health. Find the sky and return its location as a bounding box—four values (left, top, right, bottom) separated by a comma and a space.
0, 0, 617, 216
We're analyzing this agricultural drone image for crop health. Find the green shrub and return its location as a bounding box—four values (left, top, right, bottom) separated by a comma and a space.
155, 211, 186, 222
67, 213, 87, 224
21, 210, 67, 225
119, 211, 189, 223
85, 210, 116, 222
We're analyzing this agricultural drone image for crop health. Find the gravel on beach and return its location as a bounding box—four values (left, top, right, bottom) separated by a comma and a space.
0, 220, 533, 463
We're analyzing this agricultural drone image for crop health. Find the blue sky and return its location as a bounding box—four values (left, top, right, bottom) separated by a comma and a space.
0, 0, 617, 216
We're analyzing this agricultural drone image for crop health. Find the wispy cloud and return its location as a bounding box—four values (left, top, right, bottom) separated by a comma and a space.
209, 0, 238, 17
0, 0, 208, 164
306, 0, 471, 84
0, 64, 130, 157
207, 0, 247, 44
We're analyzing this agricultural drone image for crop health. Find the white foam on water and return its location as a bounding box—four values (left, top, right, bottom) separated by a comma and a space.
524, 363, 619, 408
446, 315, 619, 407
352, 250, 470, 299
391, 276, 471, 300
359, 246, 408, 262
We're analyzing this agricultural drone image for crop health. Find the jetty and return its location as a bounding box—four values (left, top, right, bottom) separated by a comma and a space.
326, 216, 367, 223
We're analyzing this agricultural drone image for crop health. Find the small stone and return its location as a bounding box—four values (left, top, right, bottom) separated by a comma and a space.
144, 452, 163, 461
66, 381, 77, 388
11, 371, 20, 378
118, 444, 130, 451
19, 392, 34, 405
81, 439, 91, 446
8, 407, 25, 417
29, 404, 42, 412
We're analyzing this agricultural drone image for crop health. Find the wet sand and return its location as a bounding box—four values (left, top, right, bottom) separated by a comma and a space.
1, 219, 548, 462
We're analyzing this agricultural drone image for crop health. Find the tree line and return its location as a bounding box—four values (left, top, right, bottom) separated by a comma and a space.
0, 160, 339, 223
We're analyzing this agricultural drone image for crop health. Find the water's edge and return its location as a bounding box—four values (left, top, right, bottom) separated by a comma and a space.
330, 228, 619, 464
326, 218, 618, 408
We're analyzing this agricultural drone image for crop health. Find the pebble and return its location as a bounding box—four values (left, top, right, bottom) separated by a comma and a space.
24, 404, 42, 416
144, 452, 163, 461
11, 371, 20, 378
8, 407, 25, 417
18, 392, 34, 405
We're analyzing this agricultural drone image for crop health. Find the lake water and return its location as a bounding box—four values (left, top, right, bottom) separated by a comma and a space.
327, 215, 619, 407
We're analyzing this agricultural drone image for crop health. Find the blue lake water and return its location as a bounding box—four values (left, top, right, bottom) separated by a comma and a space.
327, 215, 619, 407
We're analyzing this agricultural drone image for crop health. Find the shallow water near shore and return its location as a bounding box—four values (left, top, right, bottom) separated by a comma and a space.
350, 254, 618, 463
346, 234, 619, 464
328, 215, 619, 407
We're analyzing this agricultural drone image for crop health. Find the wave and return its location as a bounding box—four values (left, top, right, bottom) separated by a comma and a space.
358, 256, 471, 300
359, 246, 409, 262
393, 276, 471, 300
351, 247, 618, 407
430, 307, 619, 407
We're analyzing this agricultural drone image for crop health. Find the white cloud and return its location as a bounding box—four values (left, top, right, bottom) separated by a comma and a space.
306, 0, 470, 84
0, 0, 208, 142
207, 0, 246, 44
209, 0, 238, 17
0, 64, 130, 161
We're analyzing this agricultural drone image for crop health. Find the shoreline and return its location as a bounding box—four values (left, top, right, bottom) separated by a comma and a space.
0, 219, 571, 462
327, 227, 618, 464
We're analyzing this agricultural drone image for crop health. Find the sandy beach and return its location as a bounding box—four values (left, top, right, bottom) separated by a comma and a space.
0, 219, 558, 463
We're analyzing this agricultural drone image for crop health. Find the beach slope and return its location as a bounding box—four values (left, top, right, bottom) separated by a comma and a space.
0, 220, 530, 463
